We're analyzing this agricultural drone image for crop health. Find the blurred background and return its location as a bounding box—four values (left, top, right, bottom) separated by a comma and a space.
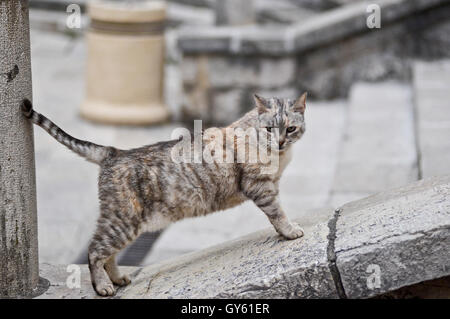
28, 0, 450, 267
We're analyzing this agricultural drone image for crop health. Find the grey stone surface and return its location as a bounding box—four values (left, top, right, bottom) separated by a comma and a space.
178, 0, 450, 55
290, 0, 340, 11
413, 60, 450, 178
215, 0, 255, 26
170, 0, 216, 8
331, 82, 418, 207
335, 175, 450, 298
166, 2, 214, 27
36, 263, 139, 299
210, 88, 246, 124
123, 209, 338, 299
255, 0, 319, 25
420, 19, 450, 58
178, 0, 450, 102
0, 0, 40, 298
181, 55, 297, 124
189, 56, 296, 89
374, 276, 450, 299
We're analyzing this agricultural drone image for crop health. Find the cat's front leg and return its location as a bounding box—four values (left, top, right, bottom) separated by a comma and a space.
261, 200, 304, 240
243, 179, 304, 240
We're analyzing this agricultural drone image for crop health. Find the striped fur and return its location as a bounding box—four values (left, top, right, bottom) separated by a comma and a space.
21, 99, 115, 164
21, 93, 307, 297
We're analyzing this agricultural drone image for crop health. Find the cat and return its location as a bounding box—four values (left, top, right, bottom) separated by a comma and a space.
21, 92, 307, 296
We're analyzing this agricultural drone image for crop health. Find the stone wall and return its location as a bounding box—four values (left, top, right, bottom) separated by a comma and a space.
178, 0, 450, 125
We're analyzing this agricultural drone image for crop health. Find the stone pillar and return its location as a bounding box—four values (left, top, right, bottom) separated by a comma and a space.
0, 0, 40, 297
215, 0, 255, 25
80, 0, 169, 125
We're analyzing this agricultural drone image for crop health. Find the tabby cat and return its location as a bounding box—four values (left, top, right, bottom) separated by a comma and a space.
21, 92, 307, 296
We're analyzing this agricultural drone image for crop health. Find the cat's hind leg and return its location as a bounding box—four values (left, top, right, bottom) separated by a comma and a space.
88, 211, 140, 296
89, 165, 147, 296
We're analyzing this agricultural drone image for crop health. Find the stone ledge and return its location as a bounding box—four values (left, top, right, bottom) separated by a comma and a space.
335, 175, 450, 298
177, 0, 449, 55
121, 208, 338, 299
36, 175, 450, 298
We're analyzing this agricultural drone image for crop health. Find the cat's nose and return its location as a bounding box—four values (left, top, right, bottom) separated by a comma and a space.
279, 141, 285, 148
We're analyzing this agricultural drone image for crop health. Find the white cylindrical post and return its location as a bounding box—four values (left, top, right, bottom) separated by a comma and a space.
80, 0, 170, 125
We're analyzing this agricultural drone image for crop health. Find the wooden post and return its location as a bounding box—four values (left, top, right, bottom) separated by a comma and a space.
0, 0, 40, 297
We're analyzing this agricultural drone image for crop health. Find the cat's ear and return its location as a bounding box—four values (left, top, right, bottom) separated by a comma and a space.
254, 94, 268, 114
293, 92, 307, 113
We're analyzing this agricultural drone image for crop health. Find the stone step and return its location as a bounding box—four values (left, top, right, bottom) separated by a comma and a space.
330, 81, 419, 206
413, 60, 450, 178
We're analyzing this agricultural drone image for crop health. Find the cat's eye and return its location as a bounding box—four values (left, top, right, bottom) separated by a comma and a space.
286, 126, 297, 133
266, 127, 272, 133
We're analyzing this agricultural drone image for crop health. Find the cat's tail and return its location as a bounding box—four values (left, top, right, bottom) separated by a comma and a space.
21, 98, 116, 164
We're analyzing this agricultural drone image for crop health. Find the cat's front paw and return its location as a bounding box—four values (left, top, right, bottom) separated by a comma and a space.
280, 223, 304, 240
112, 275, 131, 287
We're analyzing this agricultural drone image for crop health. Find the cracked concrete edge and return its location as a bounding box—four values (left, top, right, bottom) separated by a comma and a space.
326, 208, 347, 299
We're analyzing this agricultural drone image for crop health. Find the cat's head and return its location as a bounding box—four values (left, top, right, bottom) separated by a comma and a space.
254, 93, 307, 151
